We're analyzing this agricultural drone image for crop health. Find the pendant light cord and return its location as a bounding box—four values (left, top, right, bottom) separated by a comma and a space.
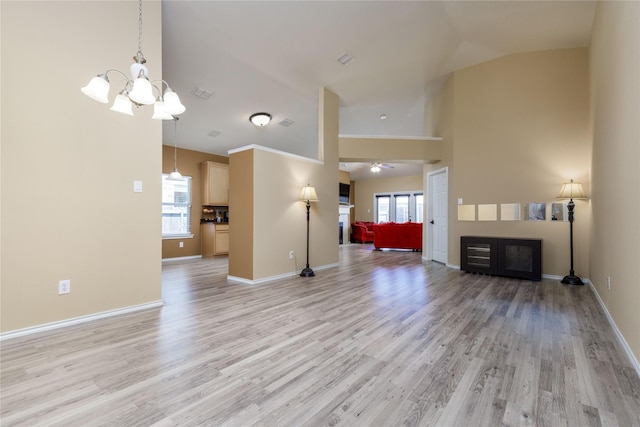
173, 117, 179, 171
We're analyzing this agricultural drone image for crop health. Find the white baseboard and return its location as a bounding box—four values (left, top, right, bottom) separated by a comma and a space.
228, 262, 340, 285
162, 255, 202, 262
0, 300, 163, 341
588, 281, 640, 377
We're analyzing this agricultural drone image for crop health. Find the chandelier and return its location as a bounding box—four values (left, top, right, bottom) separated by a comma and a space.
81, 0, 185, 119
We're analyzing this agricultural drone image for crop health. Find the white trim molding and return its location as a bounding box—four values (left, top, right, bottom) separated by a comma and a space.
588, 281, 640, 377
162, 255, 202, 263
0, 301, 163, 341
228, 262, 340, 285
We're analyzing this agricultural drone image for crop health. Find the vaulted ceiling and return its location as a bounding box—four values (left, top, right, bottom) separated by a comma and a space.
161, 1, 596, 178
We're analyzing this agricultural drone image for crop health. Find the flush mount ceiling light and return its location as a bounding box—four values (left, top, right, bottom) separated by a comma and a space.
249, 112, 272, 126
81, 0, 185, 120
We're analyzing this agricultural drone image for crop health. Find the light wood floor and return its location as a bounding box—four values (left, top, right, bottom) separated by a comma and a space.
2, 244, 639, 426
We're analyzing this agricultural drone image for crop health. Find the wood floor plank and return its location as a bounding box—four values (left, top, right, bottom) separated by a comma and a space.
1, 245, 639, 426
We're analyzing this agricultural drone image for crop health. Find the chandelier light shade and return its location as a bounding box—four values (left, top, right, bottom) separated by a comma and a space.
81, 0, 184, 120
249, 112, 272, 126
557, 179, 588, 285
81, 75, 110, 103
110, 93, 134, 116
300, 184, 319, 277
152, 100, 173, 120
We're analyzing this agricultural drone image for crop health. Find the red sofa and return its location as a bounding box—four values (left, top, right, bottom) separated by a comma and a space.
372, 222, 422, 251
351, 221, 375, 243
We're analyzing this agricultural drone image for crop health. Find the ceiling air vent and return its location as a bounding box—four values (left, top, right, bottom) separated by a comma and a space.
191, 87, 214, 99
336, 51, 356, 66
208, 129, 221, 137
278, 118, 295, 127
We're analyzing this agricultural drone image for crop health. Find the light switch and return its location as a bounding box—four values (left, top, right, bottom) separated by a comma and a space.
134, 180, 143, 193
458, 198, 463, 205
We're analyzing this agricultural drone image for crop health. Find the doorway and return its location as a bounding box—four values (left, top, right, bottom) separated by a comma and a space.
427, 167, 448, 264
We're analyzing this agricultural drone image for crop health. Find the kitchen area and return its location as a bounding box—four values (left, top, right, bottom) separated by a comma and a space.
200, 161, 229, 257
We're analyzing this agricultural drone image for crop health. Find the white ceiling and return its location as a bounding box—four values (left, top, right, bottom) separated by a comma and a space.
161, 0, 596, 177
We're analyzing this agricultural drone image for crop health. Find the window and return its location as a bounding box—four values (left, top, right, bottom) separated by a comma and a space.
162, 175, 193, 239
374, 191, 423, 223
394, 194, 410, 223
415, 193, 424, 223
375, 195, 390, 223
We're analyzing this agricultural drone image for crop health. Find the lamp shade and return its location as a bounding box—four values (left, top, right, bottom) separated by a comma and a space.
557, 180, 587, 200
110, 94, 134, 116
166, 170, 184, 181
300, 185, 319, 202
250, 113, 272, 126
163, 90, 186, 115
152, 100, 174, 120
81, 76, 110, 103
129, 77, 156, 105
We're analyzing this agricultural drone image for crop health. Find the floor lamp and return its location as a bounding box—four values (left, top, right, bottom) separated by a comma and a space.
557, 179, 588, 285
300, 184, 319, 277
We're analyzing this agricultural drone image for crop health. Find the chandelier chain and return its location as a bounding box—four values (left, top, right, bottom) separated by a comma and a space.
138, 0, 143, 54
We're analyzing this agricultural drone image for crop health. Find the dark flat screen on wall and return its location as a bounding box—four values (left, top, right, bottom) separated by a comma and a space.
339, 183, 350, 204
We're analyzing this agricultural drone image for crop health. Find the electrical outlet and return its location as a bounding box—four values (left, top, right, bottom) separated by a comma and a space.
179, 241, 184, 248
59, 279, 70, 295
289, 251, 294, 260
607, 276, 611, 290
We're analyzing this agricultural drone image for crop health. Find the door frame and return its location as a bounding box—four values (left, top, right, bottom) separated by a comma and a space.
426, 167, 448, 263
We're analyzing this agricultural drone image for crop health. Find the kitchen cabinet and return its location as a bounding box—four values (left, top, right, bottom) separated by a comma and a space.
201, 223, 229, 257
201, 161, 229, 206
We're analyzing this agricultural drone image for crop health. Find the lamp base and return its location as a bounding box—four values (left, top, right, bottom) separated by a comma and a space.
300, 267, 315, 277
561, 274, 584, 286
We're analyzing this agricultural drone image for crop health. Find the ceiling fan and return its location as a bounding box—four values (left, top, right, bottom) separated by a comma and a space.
370, 163, 394, 173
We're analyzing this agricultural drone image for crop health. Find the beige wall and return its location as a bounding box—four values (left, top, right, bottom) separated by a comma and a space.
228, 88, 340, 281
228, 150, 254, 278
426, 48, 591, 278
353, 175, 424, 223
589, 1, 640, 360
1, 1, 163, 332
161, 145, 227, 259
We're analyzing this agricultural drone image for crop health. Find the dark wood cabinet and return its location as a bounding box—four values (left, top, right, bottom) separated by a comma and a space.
461, 236, 542, 281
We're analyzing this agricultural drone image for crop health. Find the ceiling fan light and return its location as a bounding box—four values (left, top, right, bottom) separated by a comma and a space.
250, 112, 272, 126
81, 75, 110, 103
163, 90, 186, 115
152, 100, 174, 120
110, 93, 134, 116
129, 77, 156, 105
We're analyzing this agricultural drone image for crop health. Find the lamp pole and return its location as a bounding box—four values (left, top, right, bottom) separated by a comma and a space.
561, 198, 583, 285
300, 199, 315, 277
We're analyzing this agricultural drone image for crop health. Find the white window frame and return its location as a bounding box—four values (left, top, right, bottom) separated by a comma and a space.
374, 190, 423, 223
162, 175, 194, 239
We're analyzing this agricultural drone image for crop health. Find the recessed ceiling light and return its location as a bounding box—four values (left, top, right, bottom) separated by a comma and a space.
336, 51, 356, 66
191, 87, 213, 99
278, 118, 294, 127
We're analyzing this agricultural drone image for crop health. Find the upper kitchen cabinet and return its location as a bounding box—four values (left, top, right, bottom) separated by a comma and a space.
202, 161, 229, 206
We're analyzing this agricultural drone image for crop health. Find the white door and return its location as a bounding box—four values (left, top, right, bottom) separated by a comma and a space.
428, 168, 448, 264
